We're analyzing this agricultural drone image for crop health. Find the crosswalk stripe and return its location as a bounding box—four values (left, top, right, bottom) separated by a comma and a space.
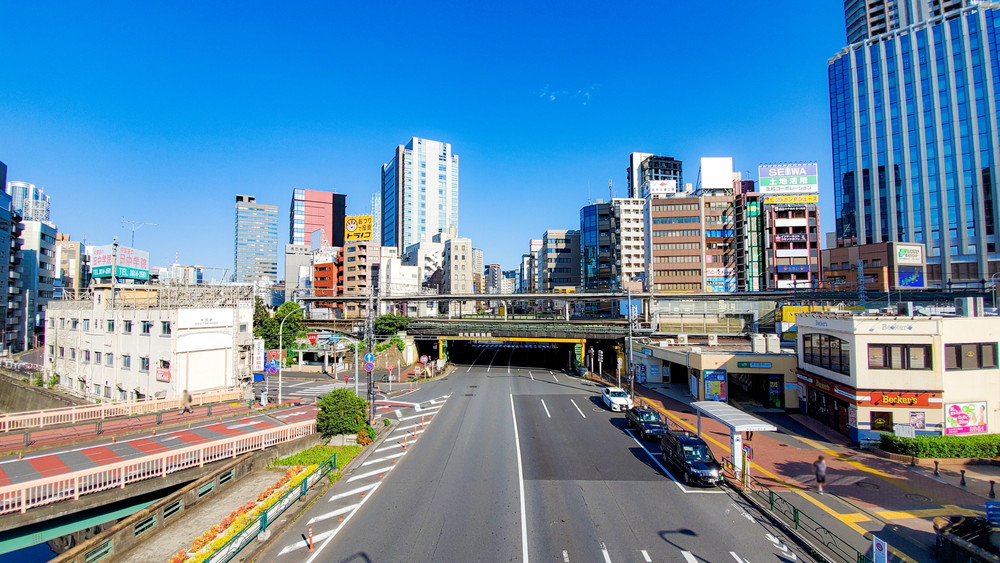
641, 550, 652, 562
278, 528, 336, 555
362, 453, 402, 466
682, 552, 698, 563
374, 440, 416, 453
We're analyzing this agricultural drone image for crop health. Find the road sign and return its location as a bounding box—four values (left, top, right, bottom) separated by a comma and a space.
743, 444, 753, 461
268, 349, 280, 360
308, 333, 318, 345
265, 358, 279, 374
987, 501, 1000, 527
420, 355, 429, 364
364, 362, 375, 372
364, 353, 375, 363
872, 535, 887, 563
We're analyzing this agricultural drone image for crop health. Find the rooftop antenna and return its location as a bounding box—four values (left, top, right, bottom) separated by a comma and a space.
609, 179, 614, 200
121, 217, 157, 247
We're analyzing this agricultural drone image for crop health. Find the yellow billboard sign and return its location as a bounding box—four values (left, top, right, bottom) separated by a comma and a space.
344, 215, 373, 242
764, 194, 819, 205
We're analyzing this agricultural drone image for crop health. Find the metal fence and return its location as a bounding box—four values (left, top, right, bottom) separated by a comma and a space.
723, 458, 872, 563
0, 420, 315, 515
204, 452, 340, 563
0, 388, 244, 432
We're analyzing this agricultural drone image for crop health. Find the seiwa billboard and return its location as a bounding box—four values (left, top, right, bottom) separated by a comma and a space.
757, 163, 819, 195
90, 244, 150, 280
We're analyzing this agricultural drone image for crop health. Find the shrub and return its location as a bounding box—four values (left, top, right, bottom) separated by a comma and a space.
880, 432, 1000, 458
316, 389, 369, 437
32, 375, 43, 387
383, 418, 391, 427
46, 375, 58, 387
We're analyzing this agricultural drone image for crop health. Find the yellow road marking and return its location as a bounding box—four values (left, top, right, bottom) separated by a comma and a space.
878, 505, 984, 519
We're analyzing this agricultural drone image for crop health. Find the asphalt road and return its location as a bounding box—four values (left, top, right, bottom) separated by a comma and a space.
263, 359, 810, 562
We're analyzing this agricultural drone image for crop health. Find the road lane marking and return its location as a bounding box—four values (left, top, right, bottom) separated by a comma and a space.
600, 541, 611, 563
641, 550, 652, 562
529, 371, 534, 380
682, 552, 697, 563
510, 394, 529, 563
552, 374, 558, 383
361, 454, 401, 466
280, 528, 338, 555
374, 440, 415, 453
327, 483, 377, 502
307, 504, 358, 525
562, 550, 569, 562
304, 482, 381, 563
540, 399, 551, 418
570, 399, 586, 418
730, 552, 745, 562
346, 466, 393, 482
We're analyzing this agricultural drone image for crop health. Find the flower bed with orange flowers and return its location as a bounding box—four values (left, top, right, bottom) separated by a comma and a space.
168, 465, 312, 563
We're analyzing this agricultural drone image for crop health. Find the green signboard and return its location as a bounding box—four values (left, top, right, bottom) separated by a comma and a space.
92, 265, 150, 280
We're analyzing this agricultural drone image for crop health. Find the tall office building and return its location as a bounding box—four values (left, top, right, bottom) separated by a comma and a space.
289, 188, 346, 247
627, 153, 683, 199
580, 201, 614, 291
381, 137, 459, 252
538, 230, 581, 291
829, 1, 1000, 285
234, 194, 278, 284
5, 180, 51, 223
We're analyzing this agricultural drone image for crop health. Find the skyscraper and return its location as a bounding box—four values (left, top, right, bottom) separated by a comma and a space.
234, 194, 278, 284
5, 180, 50, 222
381, 137, 459, 252
627, 153, 683, 199
829, 1, 1000, 285
289, 188, 346, 247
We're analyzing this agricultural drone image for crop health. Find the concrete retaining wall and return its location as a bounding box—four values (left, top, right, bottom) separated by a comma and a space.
0, 371, 87, 413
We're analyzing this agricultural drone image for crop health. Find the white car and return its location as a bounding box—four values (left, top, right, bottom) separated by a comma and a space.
602, 387, 633, 412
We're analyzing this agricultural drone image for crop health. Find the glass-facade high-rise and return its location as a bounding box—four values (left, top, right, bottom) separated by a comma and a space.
381, 137, 459, 252
5, 181, 50, 222
829, 3, 1000, 285
234, 194, 278, 284
580, 202, 613, 291
289, 188, 346, 247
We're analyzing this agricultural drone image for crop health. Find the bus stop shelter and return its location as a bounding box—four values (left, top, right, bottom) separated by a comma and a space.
691, 401, 777, 481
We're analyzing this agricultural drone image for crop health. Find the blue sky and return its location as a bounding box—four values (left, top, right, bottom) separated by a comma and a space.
1, 1, 847, 278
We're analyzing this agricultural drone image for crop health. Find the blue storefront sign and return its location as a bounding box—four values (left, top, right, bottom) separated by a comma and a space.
776, 265, 810, 273
897, 266, 925, 288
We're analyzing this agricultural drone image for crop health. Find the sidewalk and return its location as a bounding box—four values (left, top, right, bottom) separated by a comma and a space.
634, 381, 993, 562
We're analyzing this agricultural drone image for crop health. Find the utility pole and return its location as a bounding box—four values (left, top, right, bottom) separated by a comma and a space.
365, 281, 377, 423
857, 260, 867, 308
121, 217, 157, 248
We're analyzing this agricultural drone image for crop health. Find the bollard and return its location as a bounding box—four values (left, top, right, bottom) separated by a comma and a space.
308, 526, 314, 552
421, 415, 426, 429
412, 426, 416, 437
991, 481, 997, 499
961, 469, 967, 487
402, 435, 407, 449
112, 436, 116, 443
934, 461, 940, 476
910, 455, 916, 466
152, 429, 156, 436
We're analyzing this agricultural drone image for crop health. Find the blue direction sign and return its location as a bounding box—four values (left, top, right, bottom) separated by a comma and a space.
264, 358, 279, 374
987, 501, 1000, 527
363, 362, 375, 372
364, 352, 375, 363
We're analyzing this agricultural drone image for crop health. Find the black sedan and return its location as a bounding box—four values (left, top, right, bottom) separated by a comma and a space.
625, 406, 667, 440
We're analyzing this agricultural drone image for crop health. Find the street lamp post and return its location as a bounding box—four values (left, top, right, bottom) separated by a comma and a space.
329, 333, 361, 398
276, 308, 299, 405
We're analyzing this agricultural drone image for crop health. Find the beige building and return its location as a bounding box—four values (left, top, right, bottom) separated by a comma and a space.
342, 241, 380, 318
796, 300, 999, 443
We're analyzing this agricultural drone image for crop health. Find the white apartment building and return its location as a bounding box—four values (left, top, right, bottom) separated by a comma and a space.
45, 284, 254, 401
796, 299, 999, 444
611, 198, 646, 287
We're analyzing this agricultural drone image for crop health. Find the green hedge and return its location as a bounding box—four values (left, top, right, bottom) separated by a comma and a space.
880, 433, 1000, 458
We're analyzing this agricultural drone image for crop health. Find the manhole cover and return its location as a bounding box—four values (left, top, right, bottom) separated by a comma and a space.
465, 393, 475, 397
906, 493, 932, 502
856, 481, 880, 490
469, 385, 479, 388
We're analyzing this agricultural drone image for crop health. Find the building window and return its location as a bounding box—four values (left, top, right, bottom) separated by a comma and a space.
124, 320, 133, 333
71, 319, 78, 330
94, 383, 101, 396
69, 349, 76, 360
945, 343, 998, 370
159, 359, 170, 369
868, 344, 932, 370
84, 350, 91, 363
106, 353, 114, 367
107, 320, 115, 332
48, 345, 55, 357
142, 321, 153, 334
95, 352, 102, 364
58, 346, 65, 358
122, 355, 131, 370
802, 333, 851, 375
104, 385, 111, 399
140, 356, 150, 372
59, 318, 66, 329
82, 319, 90, 331
870, 411, 894, 432
161, 321, 172, 336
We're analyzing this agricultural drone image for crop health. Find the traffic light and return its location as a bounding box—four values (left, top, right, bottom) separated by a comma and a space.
598, 350, 604, 362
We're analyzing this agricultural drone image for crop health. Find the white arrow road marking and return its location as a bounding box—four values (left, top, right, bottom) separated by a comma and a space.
307, 503, 358, 525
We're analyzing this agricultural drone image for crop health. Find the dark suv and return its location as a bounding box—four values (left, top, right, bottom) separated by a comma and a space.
659, 429, 724, 486
625, 406, 667, 440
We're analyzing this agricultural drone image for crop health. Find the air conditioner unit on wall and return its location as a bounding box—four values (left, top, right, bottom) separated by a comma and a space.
677, 334, 688, 345
707, 334, 718, 346
661, 339, 675, 347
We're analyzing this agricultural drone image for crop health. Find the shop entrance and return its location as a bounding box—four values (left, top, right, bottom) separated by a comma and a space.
729, 372, 785, 409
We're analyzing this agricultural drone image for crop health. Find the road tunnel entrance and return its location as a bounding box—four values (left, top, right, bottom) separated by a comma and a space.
442, 338, 585, 372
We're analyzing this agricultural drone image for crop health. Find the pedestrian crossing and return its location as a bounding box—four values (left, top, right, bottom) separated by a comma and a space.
272, 394, 450, 560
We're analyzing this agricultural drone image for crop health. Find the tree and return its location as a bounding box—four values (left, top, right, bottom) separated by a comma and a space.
253, 297, 278, 350
374, 314, 409, 335
316, 389, 369, 436
275, 301, 303, 353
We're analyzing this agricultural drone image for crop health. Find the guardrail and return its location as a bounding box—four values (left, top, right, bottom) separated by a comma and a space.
722, 457, 872, 563
0, 420, 315, 515
0, 388, 245, 432
204, 453, 339, 563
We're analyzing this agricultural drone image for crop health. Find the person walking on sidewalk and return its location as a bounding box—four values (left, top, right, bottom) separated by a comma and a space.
813, 455, 828, 494
180, 389, 193, 415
